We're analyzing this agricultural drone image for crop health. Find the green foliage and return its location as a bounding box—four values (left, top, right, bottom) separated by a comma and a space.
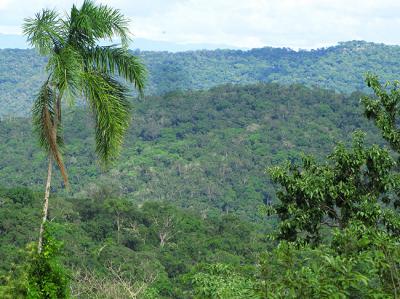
82, 72, 131, 164
22, 9, 61, 56
0, 187, 35, 205
0, 188, 41, 276
268, 131, 397, 244
1, 225, 69, 299
258, 224, 399, 298
0, 186, 266, 298
261, 75, 400, 298
25, 225, 70, 299
3, 31, 400, 296
188, 263, 257, 299
88, 46, 146, 93
362, 74, 400, 162
4, 41, 400, 117
68, 0, 131, 47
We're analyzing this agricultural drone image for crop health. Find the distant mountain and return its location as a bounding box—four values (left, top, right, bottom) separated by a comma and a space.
1, 40, 400, 117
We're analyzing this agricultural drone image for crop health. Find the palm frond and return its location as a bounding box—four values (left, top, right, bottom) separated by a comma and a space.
26, 1, 145, 183
47, 45, 84, 100
82, 71, 131, 164
22, 9, 63, 54
86, 46, 147, 95
68, 0, 131, 48
32, 81, 68, 184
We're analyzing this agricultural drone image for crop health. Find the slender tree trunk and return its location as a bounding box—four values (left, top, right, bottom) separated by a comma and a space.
38, 156, 52, 254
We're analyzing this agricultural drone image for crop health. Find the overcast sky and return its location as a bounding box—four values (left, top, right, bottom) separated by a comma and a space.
1, 0, 400, 50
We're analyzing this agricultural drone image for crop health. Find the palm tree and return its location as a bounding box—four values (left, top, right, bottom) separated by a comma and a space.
23, 0, 146, 253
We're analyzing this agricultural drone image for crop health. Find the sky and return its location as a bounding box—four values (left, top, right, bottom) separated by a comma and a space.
0, 0, 400, 50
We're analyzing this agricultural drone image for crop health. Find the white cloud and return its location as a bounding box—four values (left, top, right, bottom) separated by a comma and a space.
0, 0, 400, 49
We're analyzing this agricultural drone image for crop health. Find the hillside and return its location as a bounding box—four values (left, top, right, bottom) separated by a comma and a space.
2, 41, 400, 117
0, 83, 380, 221
2, 1, 400, 297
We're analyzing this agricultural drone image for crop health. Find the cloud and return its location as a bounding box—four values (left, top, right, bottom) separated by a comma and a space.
0, 0, 400, 49
119, 0, 400, 49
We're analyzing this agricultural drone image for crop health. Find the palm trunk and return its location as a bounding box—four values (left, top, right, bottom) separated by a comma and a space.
38, 156, 52, 254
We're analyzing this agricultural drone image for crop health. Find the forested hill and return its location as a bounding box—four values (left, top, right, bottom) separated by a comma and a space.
2, 40, 400, 117
0, 83, 380, 220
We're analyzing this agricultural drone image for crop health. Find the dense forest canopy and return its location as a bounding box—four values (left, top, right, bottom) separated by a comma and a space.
1, 79, 399, 298
2, 41, 400, 117
0, 3, 399, 294
0, 187, 268, 298
0, 83, 381, 220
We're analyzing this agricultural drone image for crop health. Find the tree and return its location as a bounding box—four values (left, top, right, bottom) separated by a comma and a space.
362, 73, 400, 159
22, 0, 146, 253
261, 75, 400, 298
104, 198, 131, 244
268, 131, 398, 245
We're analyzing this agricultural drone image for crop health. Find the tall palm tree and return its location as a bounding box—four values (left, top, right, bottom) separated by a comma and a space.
23, 0, 146, 253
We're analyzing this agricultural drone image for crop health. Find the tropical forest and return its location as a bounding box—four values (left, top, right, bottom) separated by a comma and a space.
0, 1, 399, 298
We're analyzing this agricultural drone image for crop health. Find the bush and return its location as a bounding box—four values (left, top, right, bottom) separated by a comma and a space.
1, 224, 70, 299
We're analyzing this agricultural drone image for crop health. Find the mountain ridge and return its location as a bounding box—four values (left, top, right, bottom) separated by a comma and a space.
2, 40, 400, 117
